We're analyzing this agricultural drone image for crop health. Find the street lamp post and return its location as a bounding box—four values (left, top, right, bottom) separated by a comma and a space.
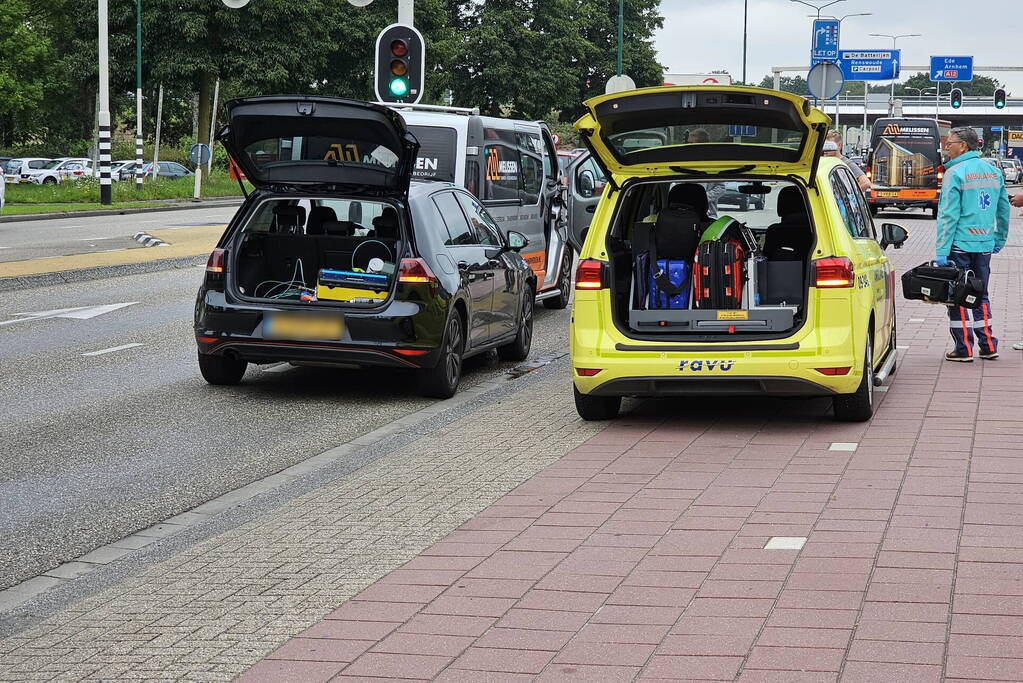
742, 0, 748, 84
98, 0, 111, 205
869, 32, 921, 111
790, 0, 846, 19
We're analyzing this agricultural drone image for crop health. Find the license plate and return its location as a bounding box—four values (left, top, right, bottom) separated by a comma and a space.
876, 191, 898, 198
263, 312, 344, 340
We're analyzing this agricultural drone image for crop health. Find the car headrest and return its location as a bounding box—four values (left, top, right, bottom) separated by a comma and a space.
323, 220, 355, 236
306, 206, 338, 236
777, 186, 805, 219
372, 207, 399, 239
272, 204, 306, 233
666, 183, 709, 215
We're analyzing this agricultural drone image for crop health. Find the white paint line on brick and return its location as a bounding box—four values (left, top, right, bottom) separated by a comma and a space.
765, 537, 806, 550
829, 442, 859, 451
875, 386, 889, 393
909, 318, 925, 322
897, 345, 909, 350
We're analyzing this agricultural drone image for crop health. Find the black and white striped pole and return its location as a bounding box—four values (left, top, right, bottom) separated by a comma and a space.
135, 0, 143, 190
98, 0, 112, 205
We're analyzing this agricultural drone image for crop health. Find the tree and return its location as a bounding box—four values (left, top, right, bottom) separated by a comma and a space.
758, 75, 809, 96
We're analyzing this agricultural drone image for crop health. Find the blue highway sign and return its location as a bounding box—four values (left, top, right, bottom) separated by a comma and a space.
930, 56, 974, 82
834, 49, 901, 81
811, 19, 840, 61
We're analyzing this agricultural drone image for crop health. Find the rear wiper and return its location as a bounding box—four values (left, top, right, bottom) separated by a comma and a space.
670, 165, 756, 176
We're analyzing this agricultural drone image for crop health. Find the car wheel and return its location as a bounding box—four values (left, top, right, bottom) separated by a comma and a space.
574, 385, 621, 421
497, 287, 534, 362
543, 248, 574, 310
43, 177, 57, 185
869, 204, 879, 216
832, 337, 874, 422
418, 309, 464, 399
198, 352, 247, 385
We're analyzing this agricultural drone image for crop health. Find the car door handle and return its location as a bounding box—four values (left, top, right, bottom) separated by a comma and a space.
586, 205, 596, 213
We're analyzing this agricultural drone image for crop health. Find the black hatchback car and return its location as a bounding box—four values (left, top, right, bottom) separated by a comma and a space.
195, 95, 536, 398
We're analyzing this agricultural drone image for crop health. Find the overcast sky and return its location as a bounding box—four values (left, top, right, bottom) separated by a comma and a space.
654, 0, 1021, 92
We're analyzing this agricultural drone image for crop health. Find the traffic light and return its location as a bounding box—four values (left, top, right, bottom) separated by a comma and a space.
375, 23, 425, 104
950, 88, 963, 109
994, 88, 1006, 109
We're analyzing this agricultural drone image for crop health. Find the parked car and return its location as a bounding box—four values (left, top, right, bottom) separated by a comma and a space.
194, 95, 537, 399
139, 161, 194, 180
95, 160, 135, 180
999, 159, 1020, 184
26, 158, 94, 184
4, 158, 52, 184
718, 181, 766, 211
569, 84, 907, 422
0, 173, 5, 214
116, 161, 149, 182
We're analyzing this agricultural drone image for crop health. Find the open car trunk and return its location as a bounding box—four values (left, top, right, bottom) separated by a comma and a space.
607, 178, 814, 341
230, 196, 405, 308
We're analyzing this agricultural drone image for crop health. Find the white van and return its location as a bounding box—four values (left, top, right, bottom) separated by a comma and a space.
394, 105, 573, 309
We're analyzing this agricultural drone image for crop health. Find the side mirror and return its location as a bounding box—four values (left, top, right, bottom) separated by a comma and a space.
506, 231, 529, 252
880, 223, 909, 250
578, 169, 595, 198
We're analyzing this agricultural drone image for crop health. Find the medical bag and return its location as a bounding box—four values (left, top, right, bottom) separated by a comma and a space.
901, 262, 983, 307
648, 259, 691, 309
694, 240, 745, 309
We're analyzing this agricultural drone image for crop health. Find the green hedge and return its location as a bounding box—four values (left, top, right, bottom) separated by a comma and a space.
6, 171, 248, 204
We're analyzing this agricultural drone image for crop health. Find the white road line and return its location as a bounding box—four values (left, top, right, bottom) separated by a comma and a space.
0, 246, 10, 250
77, 237, 107, 241
82, 343, 144, 357
98, 248, 127, 253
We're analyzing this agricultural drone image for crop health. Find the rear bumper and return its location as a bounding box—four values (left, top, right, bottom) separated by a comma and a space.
197, 337, 437, 369
584, 375, 836, 398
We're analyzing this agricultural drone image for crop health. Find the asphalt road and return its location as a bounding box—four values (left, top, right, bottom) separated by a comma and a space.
0, 206, 239, 263
0, 264, 573, 589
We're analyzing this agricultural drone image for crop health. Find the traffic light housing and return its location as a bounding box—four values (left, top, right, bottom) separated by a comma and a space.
375, 23, 425, 104
950, 88, 963, 109
994, 88, 1006, 109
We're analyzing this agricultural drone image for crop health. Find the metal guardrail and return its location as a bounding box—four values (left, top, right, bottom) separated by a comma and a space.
833, 96, 1022, 106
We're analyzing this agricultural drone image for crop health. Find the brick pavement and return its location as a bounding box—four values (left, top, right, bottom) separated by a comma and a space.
2, 214, 1023, 681
234, 218, 1023, 682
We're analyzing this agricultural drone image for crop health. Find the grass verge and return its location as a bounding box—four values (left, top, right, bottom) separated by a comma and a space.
5, 171, 251, 205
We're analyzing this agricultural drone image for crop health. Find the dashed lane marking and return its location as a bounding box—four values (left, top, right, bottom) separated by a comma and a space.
82, 343, 144, 357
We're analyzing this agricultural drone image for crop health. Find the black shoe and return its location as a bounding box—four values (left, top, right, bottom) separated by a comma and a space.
945, 351, 973, 362
979, 350, 999, 360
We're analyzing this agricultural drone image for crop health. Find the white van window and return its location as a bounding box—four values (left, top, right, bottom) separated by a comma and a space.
483, 128, 520, 202
407, 125, 457, 182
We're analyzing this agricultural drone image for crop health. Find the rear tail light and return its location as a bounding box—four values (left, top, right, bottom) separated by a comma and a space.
937, 164, 944, 186
576, 368, 603, 376
812, 257, 855, 288
398, 258, 438, 284
206, 248, 226, 274
864, 165, 871, 180
815, 367, 852, 375
575, 259, 605, 290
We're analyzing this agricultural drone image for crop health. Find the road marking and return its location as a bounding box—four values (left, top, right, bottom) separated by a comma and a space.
77, 238, 107, 241
82, 343, 143, 356
0, 302, 138, 326
829, 442, 859, 451
0, 246, 10, 250
765, 537, 806, 550
99, 248, 127, 252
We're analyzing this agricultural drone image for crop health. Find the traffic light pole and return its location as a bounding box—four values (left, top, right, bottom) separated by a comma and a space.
398, 0, 413, 24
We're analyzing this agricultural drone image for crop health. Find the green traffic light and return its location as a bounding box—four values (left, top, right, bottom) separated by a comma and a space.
389, 77, 409, 97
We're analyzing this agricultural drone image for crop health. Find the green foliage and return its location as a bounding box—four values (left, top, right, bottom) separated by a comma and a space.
2, 1, 665, 156
6, 171, 245, 205
758, 75, 809, 96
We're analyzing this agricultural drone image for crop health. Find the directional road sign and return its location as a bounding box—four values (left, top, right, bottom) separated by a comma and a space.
811, 19, 840, 62
834, 50, 901, 81
930, 56, 974, 82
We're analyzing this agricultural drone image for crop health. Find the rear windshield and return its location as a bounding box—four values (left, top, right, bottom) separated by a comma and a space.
243, 133, 400, 173
594, 90, 810, 165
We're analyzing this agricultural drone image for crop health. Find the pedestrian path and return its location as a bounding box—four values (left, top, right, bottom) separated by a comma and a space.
2, 213, 1023, 681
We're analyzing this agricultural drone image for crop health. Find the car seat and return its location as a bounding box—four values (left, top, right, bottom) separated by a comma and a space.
370, 207, 399, 239
271, 204, 306, 234
306, 206, 338, 236
763, 187, 812, 260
